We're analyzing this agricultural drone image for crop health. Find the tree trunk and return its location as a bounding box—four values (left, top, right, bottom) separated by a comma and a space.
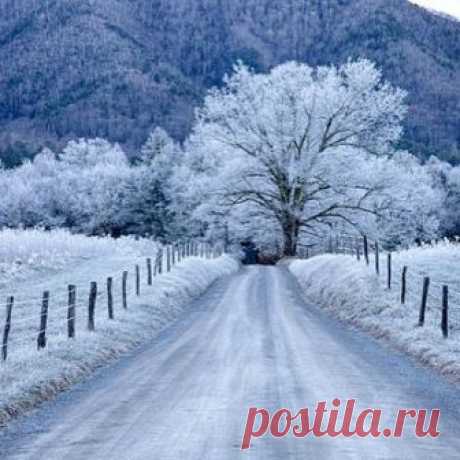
282, 217, 299, 257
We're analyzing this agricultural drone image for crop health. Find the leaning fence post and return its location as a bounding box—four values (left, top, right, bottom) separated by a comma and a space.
147, 258, 152, 286
136, 265, 140, 296
2, 296, 13, 361
387, 253, 392, 290
419, 277, 430, 327
122, 271, 128, 309
68, 285, 76, 339
37, 291, 49, 349
374, 242, 380, 275
363, 236, 369, 265
88, 282, 97, 331
107, 277, 114, 320
401, 266, 407, 304
442, 285, 449, 339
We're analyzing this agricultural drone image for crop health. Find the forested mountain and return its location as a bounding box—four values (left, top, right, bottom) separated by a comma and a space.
0, 0, 459, 166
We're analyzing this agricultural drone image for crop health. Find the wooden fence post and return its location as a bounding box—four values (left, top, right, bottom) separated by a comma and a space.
442, 285, 449, 339
122, 271, 128, 309
147, 258, 152, 286
107, 277, 114, 320
356, 243, 361, 261
88, 282, 97, 331
158, 250, 163, 274
172, 246, 176, 266
401, 266, 407, 304
68, 285, 76, 339
419, 277, 430, 327
363, 236, 369, 265
167, 246, 171, 272
387, 253, 392, 290
2, 296, 13, 361
374, 242, 380, 275
37, 291, 49, 349
136, 265, 140, 296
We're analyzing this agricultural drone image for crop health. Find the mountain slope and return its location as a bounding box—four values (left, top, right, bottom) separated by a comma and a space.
0, 0, 459, 165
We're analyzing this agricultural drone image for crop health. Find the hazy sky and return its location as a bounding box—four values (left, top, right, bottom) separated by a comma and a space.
409, 0, 460, 19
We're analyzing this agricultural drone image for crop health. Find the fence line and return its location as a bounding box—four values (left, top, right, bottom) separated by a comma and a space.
1, 241, 225, 362
300, 235, 457, 339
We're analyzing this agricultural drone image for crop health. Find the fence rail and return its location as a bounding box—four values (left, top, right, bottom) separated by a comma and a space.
1, 241, 225, 362
299, 235, 458, 340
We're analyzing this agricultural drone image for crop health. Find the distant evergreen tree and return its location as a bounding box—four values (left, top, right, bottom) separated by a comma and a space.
121, 127, 179, 239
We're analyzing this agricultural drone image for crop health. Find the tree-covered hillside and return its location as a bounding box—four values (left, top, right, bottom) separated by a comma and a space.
0, 0, 459, 166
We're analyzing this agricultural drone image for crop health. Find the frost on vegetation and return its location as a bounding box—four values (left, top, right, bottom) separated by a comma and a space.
289, 241, 460, 382
0, 229, 239, 426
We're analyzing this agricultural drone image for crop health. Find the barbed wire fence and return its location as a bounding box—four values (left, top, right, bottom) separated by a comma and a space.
1, 241, 225, 362
298, 235, 457, 340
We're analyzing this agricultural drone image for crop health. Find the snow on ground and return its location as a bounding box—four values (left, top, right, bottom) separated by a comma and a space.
289, 240, 460, 383
0, 229, 239, 425
0, 228, 157, 289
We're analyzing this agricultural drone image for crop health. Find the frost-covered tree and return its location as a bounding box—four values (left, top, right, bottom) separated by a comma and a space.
59, 138, 128, 168
0, 134, 182, 238
140, 127, 177, 165
58, 139, 132, 235
0, 148, 66, 229
358, 152, 443, 248
0, 138, 133, 235
180, 60, 408, 255
121, 128, 180, 238
425, 156, 460, 237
